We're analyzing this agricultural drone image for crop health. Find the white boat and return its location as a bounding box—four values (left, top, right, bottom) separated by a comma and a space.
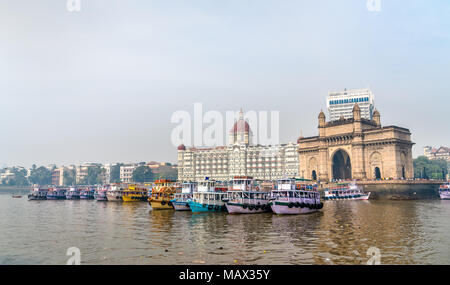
106, 184, 124, 201
323, 182, 370, 200
224, 176, 271, 214
439, 183, 450, 200
171, 182, 197, 211
269, 179, 323, 215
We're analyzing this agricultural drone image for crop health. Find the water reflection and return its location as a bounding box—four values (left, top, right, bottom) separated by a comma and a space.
1, 193, 450, 264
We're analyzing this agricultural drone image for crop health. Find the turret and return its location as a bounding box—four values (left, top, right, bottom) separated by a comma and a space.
373, 109, 381, 126
318, 110, 326, 137
352, 103, 361, 121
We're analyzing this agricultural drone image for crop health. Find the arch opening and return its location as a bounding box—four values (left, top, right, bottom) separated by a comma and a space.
332, 149, 352, 180
311, 170, 317, 181
374, 167, 381, 179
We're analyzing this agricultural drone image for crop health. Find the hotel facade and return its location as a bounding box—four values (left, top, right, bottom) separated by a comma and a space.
177, 110, 299, 181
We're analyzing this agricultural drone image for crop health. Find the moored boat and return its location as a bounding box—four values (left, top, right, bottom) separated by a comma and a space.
94, 185, 109, 201
171, 181, 197, 211
46, 187, 67, 200
80, 187, 95, 199
269, 178, 323, 215
66, 187, 81, 200
439, 183, 450, 200
106, 184, 124, 201
148, 179, 179, 210
323, 182, 370, 200
123, 184, 148, 202
223, 176, 271, 214
28, 186, 48, 200
188, 179, 227, 213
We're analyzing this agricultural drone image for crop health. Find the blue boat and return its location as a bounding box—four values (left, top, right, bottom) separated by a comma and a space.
28, 186, 48, 200
46, 187, 67, 200
171, 182, 196, 211
94, 186, 108, 201
188, 179, 227, 213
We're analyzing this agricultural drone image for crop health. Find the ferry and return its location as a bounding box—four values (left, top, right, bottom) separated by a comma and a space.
28, 186, 48, 200
223, 176, 271, 214
66, 187, 81, 200
439, 183, 450, 200
94, 185, 108, 201
171, 181, 197, 211
269, 179, 323, 215
323, 182, 370, 200
188, 179, 227, 213
106, 184, 124, 201
46, 187, 67, 200
80, 187, 95, 199
148, 179, 179, 210
123, 184, 148, 202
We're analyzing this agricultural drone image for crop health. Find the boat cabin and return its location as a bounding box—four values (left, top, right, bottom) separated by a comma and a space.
181, 181, 197, 194
230, 176, 258, 191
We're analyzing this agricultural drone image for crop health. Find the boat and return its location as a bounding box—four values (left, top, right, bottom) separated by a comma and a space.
148, 179, 179, 210
223, 176, 271, 214
46, 187, 67, 200
323, 182, 370, 200
269, 178, 323, 215
80, 187, 95, 199
439, 182, 450, 200
94, 185, 109, 201
171, 181, 197, 211
28, 186, 48, 200
188, 179, 227, 213
106, 184, 124, 201
122, 184, 148, 202
66, 187, 81, 200
12, 195, 22, 198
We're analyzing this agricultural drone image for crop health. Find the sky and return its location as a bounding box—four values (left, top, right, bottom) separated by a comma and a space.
0, 0, 449, 168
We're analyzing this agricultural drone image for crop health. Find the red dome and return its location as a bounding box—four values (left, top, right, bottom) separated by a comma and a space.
230, 119, 251, 134
177, 144, 186, 150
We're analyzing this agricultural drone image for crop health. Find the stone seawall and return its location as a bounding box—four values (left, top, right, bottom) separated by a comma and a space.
320, 180, 443, 200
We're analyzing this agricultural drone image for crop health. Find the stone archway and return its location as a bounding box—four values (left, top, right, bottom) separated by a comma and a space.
332, 149, 352, 180
374, 167, 381, 179
311, 170, 317, 181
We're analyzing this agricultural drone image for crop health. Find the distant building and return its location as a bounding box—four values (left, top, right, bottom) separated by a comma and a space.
76, 163, 101, 184
327, 88, 375, 121
120, 164, 138, 183
424, 146, 450, 161
177, 109, 299, 181
51, 167, 65, 186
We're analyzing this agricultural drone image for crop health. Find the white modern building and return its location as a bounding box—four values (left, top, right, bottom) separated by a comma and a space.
327, 88, 375, 121
120, 164, 138, 183
177, 110, 299, 181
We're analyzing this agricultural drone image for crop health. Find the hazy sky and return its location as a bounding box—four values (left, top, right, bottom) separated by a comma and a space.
1, 0, 449, 168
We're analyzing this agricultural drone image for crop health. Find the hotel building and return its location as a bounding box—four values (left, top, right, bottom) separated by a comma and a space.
177, 110, 299, 181
327, 88, 375, 121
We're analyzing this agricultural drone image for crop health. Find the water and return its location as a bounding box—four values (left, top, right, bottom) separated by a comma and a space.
1, 188, 450, 265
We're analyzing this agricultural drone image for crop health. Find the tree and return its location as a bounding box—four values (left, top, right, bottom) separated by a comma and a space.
132, 166, 154, 183
110, 163, 123, 183
414, 156, 448, 179
64, 168, 76, 186
29, 166, 52, 185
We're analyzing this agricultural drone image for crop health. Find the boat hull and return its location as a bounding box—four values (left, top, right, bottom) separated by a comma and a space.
46, 196, 66, 200
149, 200, 174, 210
188, 201, 226, 213
270, 202, 319, 215
80, 195, 95, 200
323, 193, 370, 201
123, 195, 148, 202
28, 195, 46, 201
440, 193, 450, 200
225, 203, 271, 214
66, 195, 80, 200
95, 196, 108, 201
172, 201, 191, 211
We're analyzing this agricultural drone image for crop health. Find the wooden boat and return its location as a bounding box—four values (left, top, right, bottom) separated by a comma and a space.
106, 184, 124, 201
323, 182, 370, 200
148, 179, 179, 210
28, 186, 48, 200
12, 195, 23, 198
47, 187, 67, 200
439, 183, 450, 200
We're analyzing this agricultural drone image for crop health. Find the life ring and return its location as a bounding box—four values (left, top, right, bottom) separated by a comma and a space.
255, 205, 260, 210
242, 204, 248, 209
161, 201, 166, 206
208, 205, 213, 210
288, 203, 294, 208
248, 205, 254, 211
202, 204, 207, 208
168, 201, 173, 207
300, 203, 306, 208
214, 205, 220, 211
318, 203, 324, 209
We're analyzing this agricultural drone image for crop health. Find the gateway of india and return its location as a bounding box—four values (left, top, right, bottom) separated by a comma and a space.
178, 89, 415, 182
